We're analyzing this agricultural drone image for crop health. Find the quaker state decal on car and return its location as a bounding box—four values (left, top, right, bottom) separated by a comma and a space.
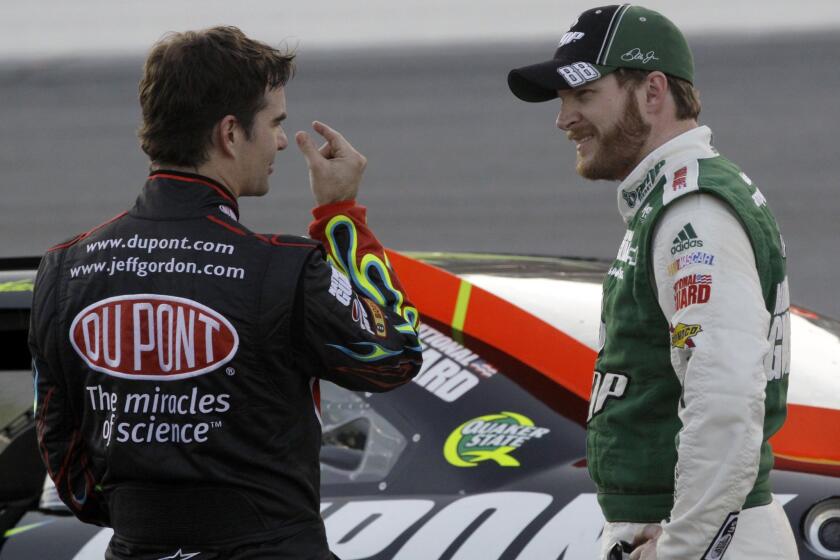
443, 412, 550, 467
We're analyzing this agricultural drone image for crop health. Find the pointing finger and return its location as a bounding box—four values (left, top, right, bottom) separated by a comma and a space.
312, 121, 350, 154
312, 120, 341, 141
295, 131, 323, 164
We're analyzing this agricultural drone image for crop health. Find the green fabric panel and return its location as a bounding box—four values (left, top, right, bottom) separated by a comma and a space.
588, 153, 788, 522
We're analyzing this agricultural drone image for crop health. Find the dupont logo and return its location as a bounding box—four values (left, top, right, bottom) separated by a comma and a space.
69, 294, 239, 380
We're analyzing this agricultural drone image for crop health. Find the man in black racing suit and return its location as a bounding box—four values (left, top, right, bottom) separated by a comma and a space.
28, 26, 422, 560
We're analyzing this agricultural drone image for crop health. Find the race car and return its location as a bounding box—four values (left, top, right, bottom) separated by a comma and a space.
1, 252, 839, 559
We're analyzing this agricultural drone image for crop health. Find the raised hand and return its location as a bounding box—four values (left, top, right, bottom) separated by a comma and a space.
295, 121, 367, 206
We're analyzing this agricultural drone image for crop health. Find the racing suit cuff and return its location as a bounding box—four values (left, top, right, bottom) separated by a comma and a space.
310, 199, 360, 220
309, 200, 367, 241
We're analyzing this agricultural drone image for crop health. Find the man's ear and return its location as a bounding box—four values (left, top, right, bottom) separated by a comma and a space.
643, 71, 670, 115
214, 115, 240, 159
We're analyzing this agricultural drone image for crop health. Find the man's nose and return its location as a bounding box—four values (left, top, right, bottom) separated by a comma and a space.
277, 130, 288, 151
556, 104, 578, 131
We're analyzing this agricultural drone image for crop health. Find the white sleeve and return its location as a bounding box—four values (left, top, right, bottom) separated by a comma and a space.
651, 194, 771, 559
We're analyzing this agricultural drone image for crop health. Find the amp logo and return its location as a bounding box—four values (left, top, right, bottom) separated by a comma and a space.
587, 371, 629, 421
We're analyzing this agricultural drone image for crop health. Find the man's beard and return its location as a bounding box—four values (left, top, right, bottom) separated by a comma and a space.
576, 89, 651, 181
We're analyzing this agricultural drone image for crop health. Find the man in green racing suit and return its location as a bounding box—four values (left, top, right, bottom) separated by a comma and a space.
508, 4, 796, 559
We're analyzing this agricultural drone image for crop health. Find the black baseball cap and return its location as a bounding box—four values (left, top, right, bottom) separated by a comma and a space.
508, 4, 694, 102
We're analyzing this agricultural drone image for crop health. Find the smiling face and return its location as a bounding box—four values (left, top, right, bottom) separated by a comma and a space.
556, 74, 651, 181
235, 87, 289, 197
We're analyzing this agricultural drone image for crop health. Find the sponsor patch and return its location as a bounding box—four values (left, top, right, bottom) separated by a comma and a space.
667, 251, 715, 276
621, 161, 665, 208
639, 204, 653, 223
663, 160, 699, 206
752, 189, 768, 208
444, 412, 549, 467
587, 371, 629, 421
362, 297, 387, 338
670, 223, 704, 255
673, 274, 712, 311
69, 294, 239, 381
558, 31, 585, 46
766, 278, 791, 381
328, 266, 352, 306
351, 296, 374, 335
608, 230, 637, 280
672, 166, 688, 191
70, 257, 245, 280
85, 382, 232, 446
671, 322, 703, 349
702, 512, 739, 560
739, 172, 753, 186
218, 205, 237, 221
615, 230, 637, 266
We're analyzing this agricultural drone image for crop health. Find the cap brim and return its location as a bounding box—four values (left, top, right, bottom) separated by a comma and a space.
508, 59, 615, 102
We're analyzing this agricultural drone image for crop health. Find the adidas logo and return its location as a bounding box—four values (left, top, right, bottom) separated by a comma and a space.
671, 223, 703, 255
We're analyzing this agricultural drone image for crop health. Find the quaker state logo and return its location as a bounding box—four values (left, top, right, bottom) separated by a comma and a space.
443, 411, 550, 468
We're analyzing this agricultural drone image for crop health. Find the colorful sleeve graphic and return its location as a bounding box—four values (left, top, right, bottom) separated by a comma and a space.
310, 201, 419, 331
304, 200, 422, 392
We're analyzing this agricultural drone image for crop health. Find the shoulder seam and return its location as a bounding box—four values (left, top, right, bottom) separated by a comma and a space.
205, 214, 248, 236
47, 211, 129, 252
204, 215, 321, 252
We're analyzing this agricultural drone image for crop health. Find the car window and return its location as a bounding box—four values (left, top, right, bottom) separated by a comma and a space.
319, 381, 407, 485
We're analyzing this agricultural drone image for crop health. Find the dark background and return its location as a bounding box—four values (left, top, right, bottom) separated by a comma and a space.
1, 32, 838, 317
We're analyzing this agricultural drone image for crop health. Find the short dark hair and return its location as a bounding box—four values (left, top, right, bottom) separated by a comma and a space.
614, 68, 701, 121
138, 26, 295, 167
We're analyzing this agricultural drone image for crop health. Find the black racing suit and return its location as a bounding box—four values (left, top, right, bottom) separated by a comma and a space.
28, 171, 423, 559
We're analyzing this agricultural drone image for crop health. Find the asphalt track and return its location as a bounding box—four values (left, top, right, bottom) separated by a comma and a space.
1, 33, 838, 318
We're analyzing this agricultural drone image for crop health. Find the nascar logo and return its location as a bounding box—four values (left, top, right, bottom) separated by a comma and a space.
69, 294, 239, 380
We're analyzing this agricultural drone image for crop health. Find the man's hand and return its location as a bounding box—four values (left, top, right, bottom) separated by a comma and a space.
629, 524, 662, 560
296, 121, 367, 206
